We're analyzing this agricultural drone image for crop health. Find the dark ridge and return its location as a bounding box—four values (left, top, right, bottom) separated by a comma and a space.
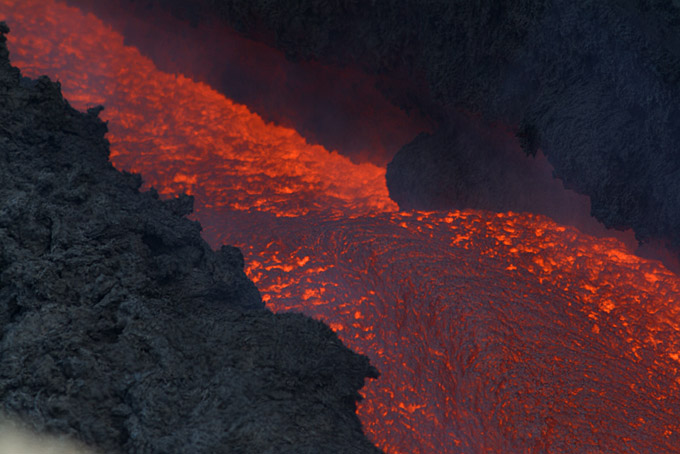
81, 0, 680, 255
0, 22, 380, 454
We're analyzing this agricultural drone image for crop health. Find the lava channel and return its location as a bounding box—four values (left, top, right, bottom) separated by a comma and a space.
2, 0, 680, 453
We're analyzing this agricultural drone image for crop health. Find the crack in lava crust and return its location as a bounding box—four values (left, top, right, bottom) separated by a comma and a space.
3, 0, 680, 452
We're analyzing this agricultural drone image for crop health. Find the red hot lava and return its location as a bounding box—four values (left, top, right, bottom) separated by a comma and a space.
2, 1, 680, 452
64, 0, 432, 168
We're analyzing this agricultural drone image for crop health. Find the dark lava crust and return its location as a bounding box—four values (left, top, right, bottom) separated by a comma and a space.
0, 22, 380, 454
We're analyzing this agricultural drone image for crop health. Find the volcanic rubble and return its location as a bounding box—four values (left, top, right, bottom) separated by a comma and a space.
0, 22, 381, 454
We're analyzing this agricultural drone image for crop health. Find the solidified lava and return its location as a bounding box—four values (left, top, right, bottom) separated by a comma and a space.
0, 0, 395, 218
3, 0, 680, 453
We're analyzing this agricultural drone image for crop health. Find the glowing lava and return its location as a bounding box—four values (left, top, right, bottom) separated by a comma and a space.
0, 0, 395, 218
2, 0, 680, 453
211, 210, 680, 453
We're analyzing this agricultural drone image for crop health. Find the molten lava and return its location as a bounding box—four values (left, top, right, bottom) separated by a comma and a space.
3, 1, 680, 453
1, 0, 395, 218
64, 0, 432, 168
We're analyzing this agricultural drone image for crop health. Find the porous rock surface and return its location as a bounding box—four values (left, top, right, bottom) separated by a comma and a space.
0, 23, 380, 454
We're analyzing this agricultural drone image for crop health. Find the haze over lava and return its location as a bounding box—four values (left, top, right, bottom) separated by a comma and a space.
2, 0, 680, 452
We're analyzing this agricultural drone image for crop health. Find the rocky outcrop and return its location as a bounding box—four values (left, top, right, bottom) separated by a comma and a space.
0, 22, 380, 454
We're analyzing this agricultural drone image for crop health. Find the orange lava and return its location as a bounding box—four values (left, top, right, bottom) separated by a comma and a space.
210, 210, 680, 453
0, 0, 395, 218
3, 1, 680, 453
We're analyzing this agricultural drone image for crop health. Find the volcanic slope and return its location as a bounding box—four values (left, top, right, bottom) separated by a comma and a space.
0, 22, 380, 454
5, 2, 680, 453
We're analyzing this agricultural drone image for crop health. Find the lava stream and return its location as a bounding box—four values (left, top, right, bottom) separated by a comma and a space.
2, 1, 680, 453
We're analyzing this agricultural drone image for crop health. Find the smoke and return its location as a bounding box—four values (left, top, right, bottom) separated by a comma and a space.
0, 418, 98, 454
58, 0, 657, 263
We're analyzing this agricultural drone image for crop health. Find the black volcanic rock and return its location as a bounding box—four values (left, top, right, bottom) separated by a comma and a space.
385, 115, 572, 216
0, 23, 380, 454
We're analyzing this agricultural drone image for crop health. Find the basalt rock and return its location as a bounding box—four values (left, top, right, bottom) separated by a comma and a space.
0, 23, 380, 454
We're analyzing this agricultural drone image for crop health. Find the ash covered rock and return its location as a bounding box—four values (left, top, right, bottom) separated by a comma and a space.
0, 23, 380, 454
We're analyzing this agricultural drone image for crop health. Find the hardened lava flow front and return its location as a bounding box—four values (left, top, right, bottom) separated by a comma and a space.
2, 0, 680, 452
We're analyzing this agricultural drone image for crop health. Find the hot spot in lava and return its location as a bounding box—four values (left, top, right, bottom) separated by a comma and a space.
2, 0, 680, 452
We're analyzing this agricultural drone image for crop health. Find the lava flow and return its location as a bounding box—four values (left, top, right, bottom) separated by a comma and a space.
3, 1, 680, 453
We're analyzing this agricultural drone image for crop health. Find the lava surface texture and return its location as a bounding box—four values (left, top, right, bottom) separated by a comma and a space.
2, 1, 680, 453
